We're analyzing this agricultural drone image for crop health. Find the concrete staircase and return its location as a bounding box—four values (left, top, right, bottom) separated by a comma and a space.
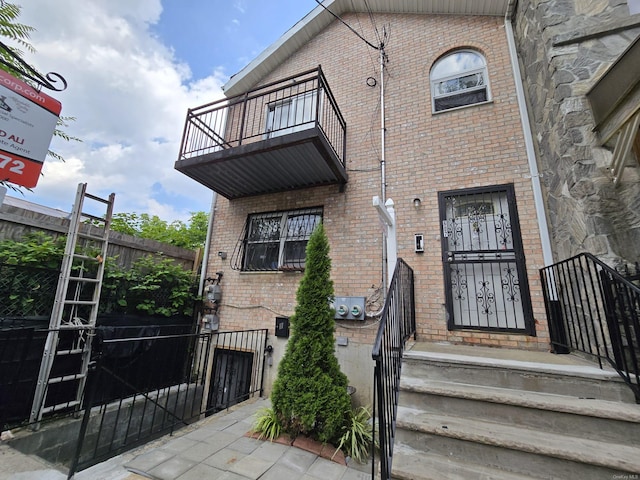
391, 343, 640, 480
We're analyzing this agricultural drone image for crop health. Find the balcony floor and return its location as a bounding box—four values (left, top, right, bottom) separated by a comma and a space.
175, 127, 347, 200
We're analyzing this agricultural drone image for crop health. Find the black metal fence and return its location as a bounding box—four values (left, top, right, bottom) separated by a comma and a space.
67, 328, 268, 477
0, 322, 49, 429
371, 259, 416, 480
540, 253, 640, 402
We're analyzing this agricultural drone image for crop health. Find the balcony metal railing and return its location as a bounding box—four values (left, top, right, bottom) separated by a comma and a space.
179, 66, 346, 168
371, 259, 416, 480
540, 253, 640, 402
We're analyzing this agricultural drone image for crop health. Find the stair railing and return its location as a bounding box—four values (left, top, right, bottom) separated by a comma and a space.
372, 259, 416, 480
540, 253, 640, 402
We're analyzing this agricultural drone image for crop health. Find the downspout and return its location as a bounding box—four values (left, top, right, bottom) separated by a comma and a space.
198, 191, 218, 297
379, 43, 388, 291
505, 13, 554, 267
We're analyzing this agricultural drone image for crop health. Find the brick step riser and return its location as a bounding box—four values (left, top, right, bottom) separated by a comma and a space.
395, 427, 624, 480
401, 359, 635, 403
398, 387, 640, 446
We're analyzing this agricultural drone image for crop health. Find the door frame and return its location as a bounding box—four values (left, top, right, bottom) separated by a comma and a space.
438, 183, 536, 336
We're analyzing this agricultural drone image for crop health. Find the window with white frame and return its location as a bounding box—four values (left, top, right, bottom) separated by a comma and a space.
265, 91, 317, 138
240, 207, 323, 271
431, 50, 490, 112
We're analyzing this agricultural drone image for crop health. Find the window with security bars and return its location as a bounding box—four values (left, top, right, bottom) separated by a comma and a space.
232, 207, 323, 271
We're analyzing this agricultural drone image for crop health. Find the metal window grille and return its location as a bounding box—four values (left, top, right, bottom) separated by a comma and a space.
231, 207, 323, 271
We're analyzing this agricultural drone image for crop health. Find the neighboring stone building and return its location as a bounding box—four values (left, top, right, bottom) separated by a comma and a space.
512, 0, 640, 268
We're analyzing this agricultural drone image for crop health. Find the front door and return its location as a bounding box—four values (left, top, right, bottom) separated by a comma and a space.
439, 184, 535, 335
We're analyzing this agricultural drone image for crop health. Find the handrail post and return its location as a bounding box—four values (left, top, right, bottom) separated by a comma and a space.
238, 92, 249, 145
67, 337, 102, 479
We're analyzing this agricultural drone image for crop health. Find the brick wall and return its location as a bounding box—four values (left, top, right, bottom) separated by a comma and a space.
205, 13, 550, 360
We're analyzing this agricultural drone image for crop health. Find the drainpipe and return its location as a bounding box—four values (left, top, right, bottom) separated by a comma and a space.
379, 43, 389, 291
198, 191, 218, 297
505, 14, 554, 267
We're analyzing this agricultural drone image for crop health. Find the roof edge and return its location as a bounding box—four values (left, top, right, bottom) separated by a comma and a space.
223, 0, 511, 97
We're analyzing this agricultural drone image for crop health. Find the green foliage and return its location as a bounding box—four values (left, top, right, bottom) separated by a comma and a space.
109, 211, 208, 249
335, 406, 376, 463
0, 2, 79, 193
252, 407, 283, 441
0, 233, 197, 317
270, 224, 351, 444
0, 2, 35, 56
0, 232, 65, 269
101, 255, 197, 317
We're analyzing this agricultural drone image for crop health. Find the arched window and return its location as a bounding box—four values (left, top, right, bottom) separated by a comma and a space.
430, 50, 490, 112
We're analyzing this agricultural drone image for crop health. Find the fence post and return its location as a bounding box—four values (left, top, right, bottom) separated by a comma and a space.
67, 338, 102, 479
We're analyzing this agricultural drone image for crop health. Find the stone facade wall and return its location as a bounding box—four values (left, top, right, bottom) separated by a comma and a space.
512, 0, 640, 268
205, 12, 550, 401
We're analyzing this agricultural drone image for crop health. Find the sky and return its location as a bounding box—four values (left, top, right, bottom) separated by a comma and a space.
8, 0, 319, 221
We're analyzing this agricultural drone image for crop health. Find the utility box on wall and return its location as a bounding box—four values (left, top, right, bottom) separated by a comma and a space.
275, 317, 289, 337
333, 297, 366, 321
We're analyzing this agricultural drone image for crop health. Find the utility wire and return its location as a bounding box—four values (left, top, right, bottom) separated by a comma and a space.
314, 0, 381, 50
363, 0, 383, 47
350, 0, 379, 74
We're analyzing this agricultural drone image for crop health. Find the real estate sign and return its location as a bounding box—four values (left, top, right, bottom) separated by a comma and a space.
0, 69, 62, 188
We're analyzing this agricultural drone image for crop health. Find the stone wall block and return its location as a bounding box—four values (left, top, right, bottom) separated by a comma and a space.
583, 234, 610, 255
569, 178, 596, 199
553, 83, 573, 102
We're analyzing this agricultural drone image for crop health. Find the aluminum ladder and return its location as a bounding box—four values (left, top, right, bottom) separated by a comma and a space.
29, 183, 115, 425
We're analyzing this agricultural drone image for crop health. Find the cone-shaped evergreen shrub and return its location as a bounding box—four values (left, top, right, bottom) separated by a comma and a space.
270, 223, 351, 443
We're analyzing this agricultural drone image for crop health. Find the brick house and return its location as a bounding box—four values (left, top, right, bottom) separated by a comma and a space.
175, 0, 555, 405
176, 0, 638, 403
176, 1, 640, 476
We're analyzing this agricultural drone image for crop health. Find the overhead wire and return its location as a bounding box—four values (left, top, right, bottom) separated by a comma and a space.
351, 0, 379, 74
313, 0, 380, 50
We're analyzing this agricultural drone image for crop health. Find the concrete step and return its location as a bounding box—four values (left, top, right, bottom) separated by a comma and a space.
399, 376, 640, 446
391, 444, 537, 480
402, 349, 636, 403
395, 406, 640, 480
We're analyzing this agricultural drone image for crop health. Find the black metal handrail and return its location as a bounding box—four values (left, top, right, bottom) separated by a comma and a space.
371, 259, 416, 480
178, 66, 346, 168
67, 328, 269, 477
540, 253, 640, 402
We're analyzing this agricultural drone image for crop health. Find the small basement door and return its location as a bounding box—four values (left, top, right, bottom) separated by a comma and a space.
439, 184, 535, 335
207, 348, 253, 413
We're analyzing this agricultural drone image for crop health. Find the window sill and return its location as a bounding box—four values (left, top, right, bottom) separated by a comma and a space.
239, 269, 304, 275
432, 99, 494, 115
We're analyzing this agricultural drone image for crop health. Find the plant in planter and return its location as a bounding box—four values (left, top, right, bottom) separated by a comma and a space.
269, 223, 351, 444
335, 405, 376, 463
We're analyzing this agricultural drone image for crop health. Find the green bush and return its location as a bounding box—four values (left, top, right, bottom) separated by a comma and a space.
0, 233, 197, 317
0, 232, 65, 268
270, 224, 351, 444
101, 255, 197, 317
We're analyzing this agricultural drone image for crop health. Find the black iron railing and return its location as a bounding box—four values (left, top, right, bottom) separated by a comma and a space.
179, 66, 346, 168
541, 253, 640, 402
67, 328, 268, 477
371, 259, 416, 480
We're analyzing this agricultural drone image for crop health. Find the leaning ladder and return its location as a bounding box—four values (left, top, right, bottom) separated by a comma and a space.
29, 183, 115, 425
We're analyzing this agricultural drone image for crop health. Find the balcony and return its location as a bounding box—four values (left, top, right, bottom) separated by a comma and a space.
175, 67, 347, 200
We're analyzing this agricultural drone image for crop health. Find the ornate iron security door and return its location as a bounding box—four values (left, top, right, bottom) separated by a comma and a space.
439, 185, 535, 335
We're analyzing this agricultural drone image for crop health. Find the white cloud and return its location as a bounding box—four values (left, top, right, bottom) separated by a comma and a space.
12, 0, 225, 221
233, 1, 247, 14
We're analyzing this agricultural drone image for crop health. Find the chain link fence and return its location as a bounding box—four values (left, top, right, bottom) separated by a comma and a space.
0, 263, 59, 321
